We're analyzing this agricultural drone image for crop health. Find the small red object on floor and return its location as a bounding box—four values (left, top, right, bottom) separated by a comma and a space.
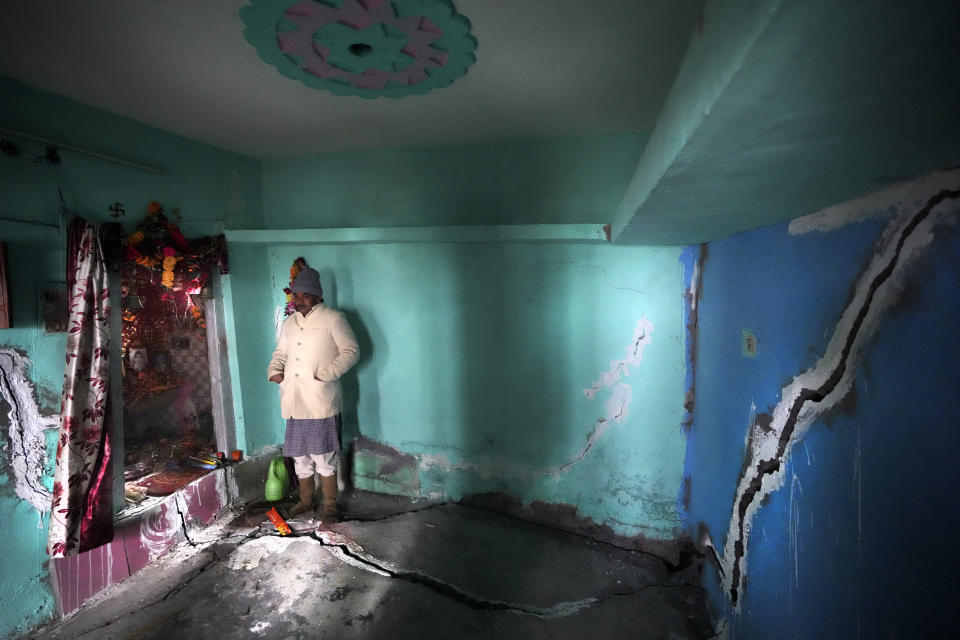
266, 507, 292, 535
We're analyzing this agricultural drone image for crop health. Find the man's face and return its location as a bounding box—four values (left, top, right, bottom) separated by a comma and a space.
292, 291, 318, 315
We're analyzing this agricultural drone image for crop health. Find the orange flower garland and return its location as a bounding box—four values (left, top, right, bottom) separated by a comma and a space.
283, 257, 308, 315
123, 202, 185, 289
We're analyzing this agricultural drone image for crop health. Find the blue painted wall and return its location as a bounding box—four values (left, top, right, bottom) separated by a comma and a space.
0, 76, 262, 638
685, 175, 960, 638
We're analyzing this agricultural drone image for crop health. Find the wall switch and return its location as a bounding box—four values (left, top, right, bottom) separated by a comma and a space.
742, 329, 758, 358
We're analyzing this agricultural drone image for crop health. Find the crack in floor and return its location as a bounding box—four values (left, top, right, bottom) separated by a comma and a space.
39, 501, 713, 639
312, 529, 603, 618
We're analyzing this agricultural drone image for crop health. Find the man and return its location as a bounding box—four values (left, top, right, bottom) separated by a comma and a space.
267, 267, 359, 522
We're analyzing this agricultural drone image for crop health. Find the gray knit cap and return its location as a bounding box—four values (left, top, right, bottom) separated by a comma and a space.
290, 268, 323, 297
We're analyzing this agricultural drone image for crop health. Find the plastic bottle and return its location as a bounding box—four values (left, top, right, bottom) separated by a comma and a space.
264, 455, 289, 502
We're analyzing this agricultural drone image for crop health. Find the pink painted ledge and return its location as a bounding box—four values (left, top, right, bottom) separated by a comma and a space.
50, 466, 237, 617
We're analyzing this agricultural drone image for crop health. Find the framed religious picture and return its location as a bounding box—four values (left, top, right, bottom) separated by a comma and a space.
40, 283, 69, 333
0, 242, 10, 329
129, 347, 149, 373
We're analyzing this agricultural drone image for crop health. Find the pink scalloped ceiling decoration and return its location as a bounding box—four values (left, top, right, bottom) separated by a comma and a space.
241, 0, 478, 98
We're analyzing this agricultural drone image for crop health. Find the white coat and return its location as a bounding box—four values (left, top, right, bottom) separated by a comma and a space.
267, 304, 359, 419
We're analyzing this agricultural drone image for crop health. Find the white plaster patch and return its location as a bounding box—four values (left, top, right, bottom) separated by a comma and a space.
788, 167, 960, 235
720, 186, 960, 606
229, 537, 332, 616
688, 258, 701, 314
605, 382, 632, 423
316, 530, 392, 576
0, 349, 59, 512
249, 621, 271, 634
274, 305, 285, 341
226, 536, 296, 571
584, 318, 654, 399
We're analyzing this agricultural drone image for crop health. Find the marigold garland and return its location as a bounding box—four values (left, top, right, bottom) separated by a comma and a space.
283, 257, 309, 316
120, 202, 228, 352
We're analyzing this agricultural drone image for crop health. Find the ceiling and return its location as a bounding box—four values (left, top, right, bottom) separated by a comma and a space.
0, 0, 704, 158
2, 0, 959, 243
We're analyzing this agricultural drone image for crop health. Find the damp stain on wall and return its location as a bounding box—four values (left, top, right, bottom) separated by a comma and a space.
0, 347, 59, 512
718, 187, 960, 606
678, 244, 707, 524
681, 244, 707, 434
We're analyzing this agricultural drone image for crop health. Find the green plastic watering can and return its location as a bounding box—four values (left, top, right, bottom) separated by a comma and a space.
264, 455, 289, 502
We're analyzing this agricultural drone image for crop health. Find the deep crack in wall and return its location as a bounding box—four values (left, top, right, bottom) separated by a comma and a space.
0, 348, 59, 512
719, 188, 960, 605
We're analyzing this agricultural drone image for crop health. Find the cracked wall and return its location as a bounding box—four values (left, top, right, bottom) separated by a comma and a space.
0, 242, 69, 638
0, 78, 265, 640
251, 242, 688, 551
685, 169, 960, 638
49, 460, 260, 617
1, 348, 58, 512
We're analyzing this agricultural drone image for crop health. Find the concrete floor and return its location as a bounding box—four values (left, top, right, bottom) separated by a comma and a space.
28, 491, 716, 640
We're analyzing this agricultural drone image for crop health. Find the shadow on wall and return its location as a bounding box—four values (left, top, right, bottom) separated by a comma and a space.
447, 242, 574, 497
316, 267, 383, 490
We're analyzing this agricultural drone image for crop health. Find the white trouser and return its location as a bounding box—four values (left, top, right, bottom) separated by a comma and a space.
293, 451, 338, 479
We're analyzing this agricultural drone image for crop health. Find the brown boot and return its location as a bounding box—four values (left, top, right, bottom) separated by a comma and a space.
320, 474, 339, 524
285, 475, 314, 519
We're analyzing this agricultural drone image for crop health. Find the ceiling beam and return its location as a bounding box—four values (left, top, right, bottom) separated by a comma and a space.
613, 0, 960, 245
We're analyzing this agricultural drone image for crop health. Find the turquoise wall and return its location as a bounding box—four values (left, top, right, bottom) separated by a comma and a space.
1, 74, 688, 636
684, 174, 960, 638
261, 134, 646, 228
0, 76, 262, 638
1, 77, 264, 235
240, 240, 688, 541
220, 243, 275, 454
0, 242, 65, 637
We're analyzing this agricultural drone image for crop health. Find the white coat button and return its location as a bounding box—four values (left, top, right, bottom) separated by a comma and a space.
295, 373, 299, 376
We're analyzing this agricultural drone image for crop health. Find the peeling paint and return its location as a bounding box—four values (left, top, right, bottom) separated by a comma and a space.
682, 245, 707, 433
720, 188, 960, 606
418, 318, 655, 483
584, 318, 654, 400
0, 348, 59, 512
250, 620, 271, 634
788, 168, 960, 235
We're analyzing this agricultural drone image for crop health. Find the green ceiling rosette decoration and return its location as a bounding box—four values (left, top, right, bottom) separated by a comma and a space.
240, 0, 477, 99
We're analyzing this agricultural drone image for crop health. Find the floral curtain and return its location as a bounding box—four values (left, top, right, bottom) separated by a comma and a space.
48, 219, 114, 557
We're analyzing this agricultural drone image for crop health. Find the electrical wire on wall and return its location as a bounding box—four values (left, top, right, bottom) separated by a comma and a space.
0, 126, 168, 175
